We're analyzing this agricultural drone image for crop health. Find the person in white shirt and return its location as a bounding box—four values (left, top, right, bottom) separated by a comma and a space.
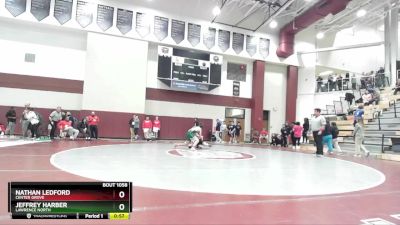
310, 108, 326, 157
26, 108, 40, 139
220, 120, 227, 143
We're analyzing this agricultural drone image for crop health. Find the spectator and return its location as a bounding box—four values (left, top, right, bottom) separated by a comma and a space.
259, 128, 269, 144
289, 122, 295, 147
302, 118, 309, 143
66, 112, 78, 129
78, 117, 90, 140
292, 122, 303, 150
58, 117, 79, 140
228, 121, 236, 144
322, 120, 334, 154
331, 122, 343, 153
280, 123, 289, 147
153, 116, 161, 139
128, 115, 136, 142
316, 76, 323, 92
0, 123, 5, 136
353, 118, 370, 157
235, 121, 242, 143
270, 133, 283, 146
49, 106, 62, 140
251, 129, 260, 144
87, 111, 100, 139
337, 74, 343, 90
362, 91, 373, 105
351, 74, 357, 90
328, 75, 334, 91
345, 92, 355, 106
21, 103, 31, 139
214, 119, 222, 143
26, 107, 40, 139
220, 120, 227, 143
133, 115, 140, 140
310, 108, 326, 157
5, 106, 16, 137
142, 116, 153, 141
353, 105, 364, 126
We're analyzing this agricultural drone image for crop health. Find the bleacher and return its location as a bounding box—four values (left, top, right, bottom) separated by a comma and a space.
318, 87, 400, 154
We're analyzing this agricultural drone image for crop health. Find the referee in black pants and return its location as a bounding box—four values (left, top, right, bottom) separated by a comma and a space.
311, 108, 326, 157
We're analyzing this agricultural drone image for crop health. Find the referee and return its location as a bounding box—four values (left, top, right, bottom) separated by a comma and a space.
311, 108, 326, 157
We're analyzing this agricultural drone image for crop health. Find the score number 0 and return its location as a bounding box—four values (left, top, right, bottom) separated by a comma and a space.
118, 191, 125, 211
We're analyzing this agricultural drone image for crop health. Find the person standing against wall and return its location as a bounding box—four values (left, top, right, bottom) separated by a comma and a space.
129, 115, 136, 142
5, 106, 16, 138
310, 108, 326, 157
142, 116, 153, 141
214, 119, 222, 143
26, 107, 40, 139
21, 103, 31, 139
153, 116, 161, 139
235, 121, 242, 144
220, 120, 227, 143
49, 106, 62, 140
302, 118, 309, 143
227, 121, 236, 144
133, 115, 140, 140
280, 123, 289, 147
87, 111, 100, 139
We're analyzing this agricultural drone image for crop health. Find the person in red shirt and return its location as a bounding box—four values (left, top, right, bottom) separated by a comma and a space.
0, 123, 5, 136
153, 116, 161, 139
259, 128, 269, 144
87, 111, 100, 140
58, 117, 79, 140
142, 116, 153, 141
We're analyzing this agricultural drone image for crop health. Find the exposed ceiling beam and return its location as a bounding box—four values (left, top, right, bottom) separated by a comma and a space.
253, 0, 296, 31
234, 2, 264, 26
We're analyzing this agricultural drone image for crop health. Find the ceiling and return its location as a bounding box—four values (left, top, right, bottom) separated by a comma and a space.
125, 0, 399, 34
314, 0, 399, 35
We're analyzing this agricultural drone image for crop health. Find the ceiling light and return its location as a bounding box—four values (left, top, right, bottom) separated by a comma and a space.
269, 20, 278, 29
212, 6, 221, 16
316, 32, 324, 39
378, 24, 384, 32
356, 9, 367, 17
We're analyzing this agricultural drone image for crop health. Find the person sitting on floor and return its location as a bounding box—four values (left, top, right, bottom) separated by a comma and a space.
259, 128, 269, 144
270, 133, 283, 146
0, 123, 5, 136
251, 129, 260, 144
58, 117, 79, 140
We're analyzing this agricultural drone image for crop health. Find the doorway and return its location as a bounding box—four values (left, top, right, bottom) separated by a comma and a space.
224, 108, 245, 143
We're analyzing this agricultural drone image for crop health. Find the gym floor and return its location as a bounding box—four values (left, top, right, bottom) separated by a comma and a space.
0, 139, 399, 225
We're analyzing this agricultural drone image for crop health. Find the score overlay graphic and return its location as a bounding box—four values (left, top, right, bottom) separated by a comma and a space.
8, 182, 132, 220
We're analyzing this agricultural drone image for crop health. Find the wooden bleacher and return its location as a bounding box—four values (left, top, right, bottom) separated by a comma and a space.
335, 119, 353, 138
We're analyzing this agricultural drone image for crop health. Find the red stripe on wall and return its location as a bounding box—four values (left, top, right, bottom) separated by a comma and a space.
0, 73, 84, 94
146, 88, 252, 108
